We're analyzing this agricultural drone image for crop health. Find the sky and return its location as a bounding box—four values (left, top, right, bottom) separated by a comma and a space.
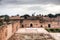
0, 0, 60, 16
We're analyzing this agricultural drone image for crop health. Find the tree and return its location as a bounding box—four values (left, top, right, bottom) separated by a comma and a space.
48, 14, 54, 18
0, 21, 3, 26
21, 14, 30, 19
24, 14, 30, 17
0, 15, 9, 22
4, 15, 9, 22
55, 13, 60, 17
48, 13, 57, 18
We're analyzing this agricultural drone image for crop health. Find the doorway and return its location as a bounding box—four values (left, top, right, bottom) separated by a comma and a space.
30, 24, 33, 27
48, 24, 51, 28
21, 25, 24, 28
41, 25, 43, 27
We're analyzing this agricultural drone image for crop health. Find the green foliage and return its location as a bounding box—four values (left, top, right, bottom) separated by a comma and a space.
45, 29, 50, 32
46, 28, 60, 33
4, 15, 9, 22
55, 29, 60, 32
0, 15, 9, 22
21, 14, 30, 19
0, 21, 3, 26
55, 14, 60, 17
48, 14, 57, 18
48, 13, 60, 18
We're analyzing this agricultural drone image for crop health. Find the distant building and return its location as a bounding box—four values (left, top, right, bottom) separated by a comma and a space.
20, 15, 60, 28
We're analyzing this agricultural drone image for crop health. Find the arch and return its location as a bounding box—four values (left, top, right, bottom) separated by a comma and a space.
48, 24, 51, 28
30, 23, 33, 27
21, 25, 24, 28
41, 25, 43, 27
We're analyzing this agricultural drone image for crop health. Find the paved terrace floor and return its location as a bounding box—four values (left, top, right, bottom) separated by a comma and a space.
8, 28, 55, 40
50, 33, 60, 40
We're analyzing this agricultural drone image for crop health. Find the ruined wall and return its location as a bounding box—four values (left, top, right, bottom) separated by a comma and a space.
0, 21, 20, 40
7, 24, 13, 40
12, 21, 20, 33
0, 25, 7, 40
7, 21, 20, 40
22, 20, 41, 28
51, 22, 60, 28
21, 19, 60, 28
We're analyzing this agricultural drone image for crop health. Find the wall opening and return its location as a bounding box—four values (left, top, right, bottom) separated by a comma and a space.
41, 25, 43, 27
30, 24, 33, 27
48, 24, 51, 28
21, 25, 24, 28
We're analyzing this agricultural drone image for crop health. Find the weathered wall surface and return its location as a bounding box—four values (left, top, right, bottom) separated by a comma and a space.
22, 20, 41, 28
0, 25, 7, 40
21, 19, 60, 28
7, 24, 13, 40
0, 21, 20, 40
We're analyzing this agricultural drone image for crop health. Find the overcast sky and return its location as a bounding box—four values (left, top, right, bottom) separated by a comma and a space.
0, 0, 60, 16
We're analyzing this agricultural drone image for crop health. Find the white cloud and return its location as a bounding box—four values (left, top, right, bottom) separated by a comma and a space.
0, 4, 60, 16
1, 0, 60, 5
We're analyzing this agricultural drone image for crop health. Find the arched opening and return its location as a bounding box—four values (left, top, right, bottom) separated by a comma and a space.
30, 24, 33, 27
48, 24, 51, 28
41, 25, 43, 27
21, 25, 24, 28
